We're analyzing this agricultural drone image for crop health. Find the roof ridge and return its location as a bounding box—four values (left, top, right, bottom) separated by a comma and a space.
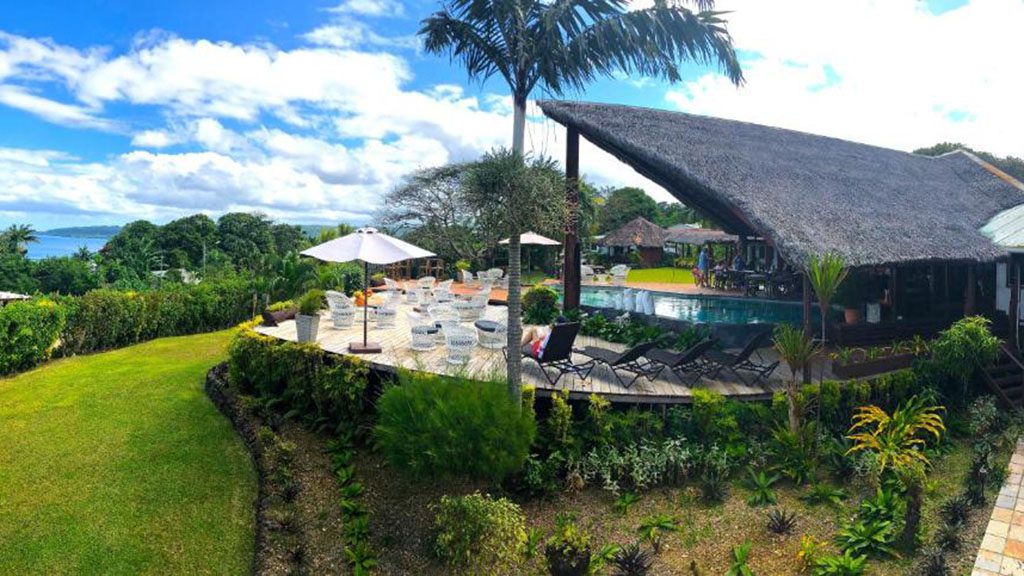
956, 149, 1024, 193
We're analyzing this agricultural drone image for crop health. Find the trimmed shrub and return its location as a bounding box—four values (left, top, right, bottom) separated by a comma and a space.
433, 492, 526, 575
0, 298, 66, 375
228, 327, 369, 430
374, 371, 536, 480
523, 284, 560, 325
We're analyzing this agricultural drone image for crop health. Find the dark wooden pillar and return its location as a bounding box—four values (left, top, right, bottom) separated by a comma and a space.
965, 264, 976, 316
563, 127, 581, 311
802, 273, 812, 337
1010, 259, 1020, 349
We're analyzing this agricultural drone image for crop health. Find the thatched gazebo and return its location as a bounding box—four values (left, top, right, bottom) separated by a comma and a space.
599, 217, 668, 266
543, 100, 1024, 345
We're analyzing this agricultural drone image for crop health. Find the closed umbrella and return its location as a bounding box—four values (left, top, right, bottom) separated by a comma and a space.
301, 227, 435, 354
500, 231, 560, 273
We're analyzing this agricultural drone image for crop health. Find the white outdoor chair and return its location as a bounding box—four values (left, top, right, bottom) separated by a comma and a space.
478, 277, 494, 293
417, 276, 436, 291
444, 325, 477, 365
487, 268, 508, 289
581, 265, 594, 284
452, 300, 479, 322
474, 319, 506, 349
407, 311, 438, 351
383, 277, 402, 297
404, 281, 419, 303
461, 269, 476, 287
435, 279, 454, 302
610, 264, 630, 287
326, 290, 355, 329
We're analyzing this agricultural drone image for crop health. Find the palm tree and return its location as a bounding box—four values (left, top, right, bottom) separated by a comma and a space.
3, 224, 38, 256
847, 398, 945, 550
421, 0, 743, 392
773, 324, 819, 433
805, 252, 848, 343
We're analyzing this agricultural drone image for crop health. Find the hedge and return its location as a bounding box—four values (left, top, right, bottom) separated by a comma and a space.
228, 326, 370, 431
0, 279, 258, 376
774, 369, 920, 432
0, 299, 66, 375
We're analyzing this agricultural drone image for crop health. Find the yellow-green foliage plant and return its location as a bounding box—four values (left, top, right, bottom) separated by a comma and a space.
433, 492, 527, 576
0, 298, 65, 375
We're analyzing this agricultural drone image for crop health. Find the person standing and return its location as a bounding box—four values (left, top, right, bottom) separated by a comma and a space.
697, 245, 710, 288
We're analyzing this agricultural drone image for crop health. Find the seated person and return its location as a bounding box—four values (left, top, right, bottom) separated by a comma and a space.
521, 316, 568, 358
732, 254, 746, 271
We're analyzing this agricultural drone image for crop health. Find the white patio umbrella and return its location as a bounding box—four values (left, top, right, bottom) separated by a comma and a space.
500, 231, 560, 273
301, 227, 435, 354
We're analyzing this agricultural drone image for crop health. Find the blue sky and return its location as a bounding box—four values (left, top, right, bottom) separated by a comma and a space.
0, 0, 1018, 230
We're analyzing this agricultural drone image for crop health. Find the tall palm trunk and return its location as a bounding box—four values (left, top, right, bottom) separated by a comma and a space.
506, 230, 523, 405
505, 93, 528, 403
786, 379, 800, 433
900, 479, 923, 550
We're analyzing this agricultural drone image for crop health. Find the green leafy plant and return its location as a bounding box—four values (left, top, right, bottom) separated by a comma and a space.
800, 483, 848, 507
916, 548, 950, 576
774, 323, 820, 432
296, 288, 325, 316
796, 534, 822, 571
614, 492, 642, 515
636, 514, 680, 553
745, 469, 779, 507
834, 518, 898, 559
374, 372, 536, 481
525, 526, 544, 560
812, 550, 866, 576
765, 508, 797, 535
344, 540, 378, 576
768, 425, 816, 485
929, 316, 1000, 402
857, 488, 902, 524
523, 284, 560, 325
433, 492, 527, 575
610, 541, 654, 576
545, 513, 591, 576
805, 251, 848, 343
939, 494, 971, 526
725, 540, 754, 576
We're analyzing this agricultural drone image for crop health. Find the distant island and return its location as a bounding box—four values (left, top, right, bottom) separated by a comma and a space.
43, 225, 122, 239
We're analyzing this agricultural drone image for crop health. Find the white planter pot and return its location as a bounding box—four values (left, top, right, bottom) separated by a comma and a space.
295, 314, 320, 343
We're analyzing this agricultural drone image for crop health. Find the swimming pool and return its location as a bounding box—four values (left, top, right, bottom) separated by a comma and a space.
573, 287, 823, 326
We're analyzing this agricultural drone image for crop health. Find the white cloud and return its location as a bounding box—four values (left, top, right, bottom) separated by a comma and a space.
665, 0, 1024, 159
327, 0, 405, 18
0, 85, 113, 129
131, 129, 175, 148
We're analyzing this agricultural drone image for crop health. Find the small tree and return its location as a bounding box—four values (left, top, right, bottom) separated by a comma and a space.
805, 252, 848, 343
463, 149, 565, 404
774, 324, 819, 433
847, 397, 945, 550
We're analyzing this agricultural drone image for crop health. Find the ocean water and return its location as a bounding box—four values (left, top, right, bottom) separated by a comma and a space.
26, 235, 109, 260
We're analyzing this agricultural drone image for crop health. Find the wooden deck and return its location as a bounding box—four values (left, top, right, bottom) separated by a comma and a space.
256, 301, 792, 405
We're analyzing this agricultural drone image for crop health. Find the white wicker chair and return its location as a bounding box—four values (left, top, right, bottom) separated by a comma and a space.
581, 265, 594, 284
417, 276, 436, 291
404, 281, 419, 303
452, 300, 479, 322
383, 277, 402, 297
611, 264, 630, 287
407, 311, 438, 351
326, 290, 355, 329
375, 296, 399, 328
478, 277, 494, 293
487, 268, 507, 289
475, 320, 507, 349
435, 279, 454, 302
461, 269, 475, 287
443, 325, 477, 365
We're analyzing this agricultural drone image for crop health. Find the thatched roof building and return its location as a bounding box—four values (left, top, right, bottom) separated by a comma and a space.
540, 100, 1024, 268
665, 227, 738, 246
600, 217, 667, 248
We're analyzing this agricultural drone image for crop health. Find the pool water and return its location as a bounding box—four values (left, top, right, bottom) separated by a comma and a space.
575, 287, 820, 326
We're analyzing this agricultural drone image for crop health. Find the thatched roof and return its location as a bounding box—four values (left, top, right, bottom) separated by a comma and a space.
665, 227, 738, 246
540, 100, 1024, 267
601, 217, 667, 248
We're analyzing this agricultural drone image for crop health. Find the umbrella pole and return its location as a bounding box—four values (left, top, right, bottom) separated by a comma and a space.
363, 260, 369, 346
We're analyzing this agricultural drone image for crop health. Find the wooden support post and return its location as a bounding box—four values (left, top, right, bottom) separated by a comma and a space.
965, 265, 976, 316
563, 127, 581, 311
1010, 259, 1020, 349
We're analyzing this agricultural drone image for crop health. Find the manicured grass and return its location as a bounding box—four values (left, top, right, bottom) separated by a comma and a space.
0, 331, 256, 575
627, 266, 696, 284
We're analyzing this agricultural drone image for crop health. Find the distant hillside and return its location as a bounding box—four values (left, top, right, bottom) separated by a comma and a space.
43, 225, 121, 239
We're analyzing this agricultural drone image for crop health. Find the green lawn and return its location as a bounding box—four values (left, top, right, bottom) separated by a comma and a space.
0, 331, 256, 575
626, 266, 696, 284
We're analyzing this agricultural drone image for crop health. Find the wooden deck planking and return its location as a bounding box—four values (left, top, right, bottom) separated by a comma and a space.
255, 301, 786, 405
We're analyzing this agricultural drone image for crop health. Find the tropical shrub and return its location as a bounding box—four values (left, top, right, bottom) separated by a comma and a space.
297, 288, 325, 315
834, 518, 898, 559
228, 328, 369, 431
579, 438, 695, 494
374, 371, 536, 480
545, 514, 591, 576
745, 469, 779, 507
636, 514, 679, 553
610, 542, 654, 576
523, 284, 560, 325
766, 508, 798, 535
928, 315, 1000, 402
813, 550, 867, 576
433, 492, 527, 575
725, 540, 754, 576
800, 483, 848, 507
0, 298, 65, 375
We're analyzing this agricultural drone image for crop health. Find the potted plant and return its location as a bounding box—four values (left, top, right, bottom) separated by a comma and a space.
835, 270, 867, 324
295, 289, 325, 343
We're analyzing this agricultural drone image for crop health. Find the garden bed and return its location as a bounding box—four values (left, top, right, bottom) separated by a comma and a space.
831, 352, 916, 379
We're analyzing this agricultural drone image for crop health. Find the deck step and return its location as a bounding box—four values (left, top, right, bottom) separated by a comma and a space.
984, 345, 1024, 410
